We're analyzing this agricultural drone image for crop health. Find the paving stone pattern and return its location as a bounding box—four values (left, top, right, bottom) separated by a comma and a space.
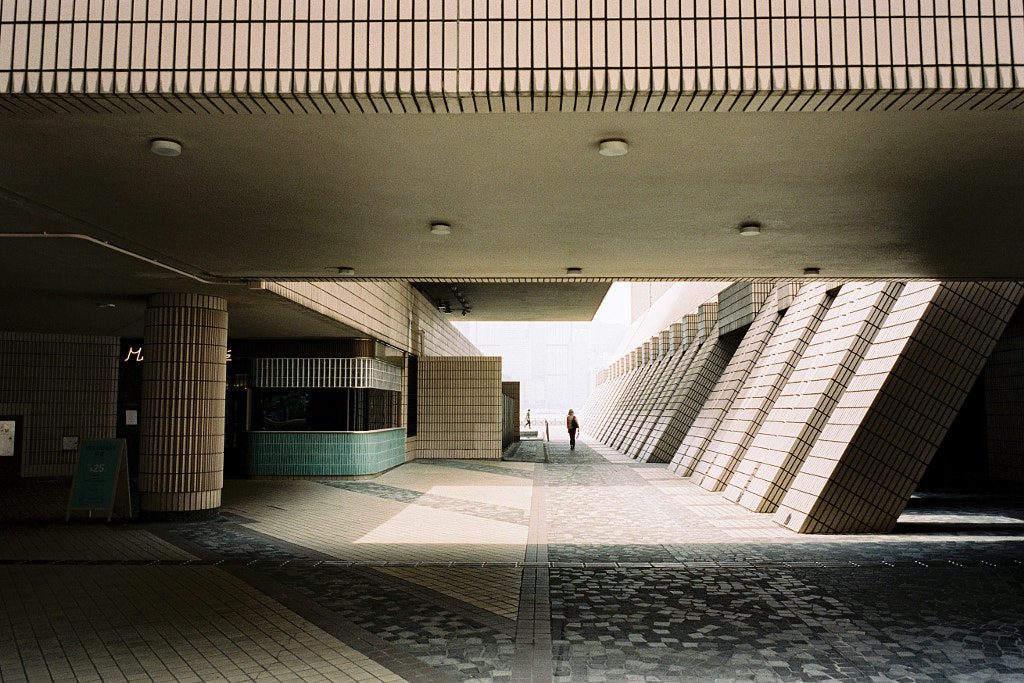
321, 481, 530, 526
2, 438, 1024, 682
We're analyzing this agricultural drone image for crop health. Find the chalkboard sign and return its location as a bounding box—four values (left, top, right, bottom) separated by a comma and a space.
66, 439, 131, 521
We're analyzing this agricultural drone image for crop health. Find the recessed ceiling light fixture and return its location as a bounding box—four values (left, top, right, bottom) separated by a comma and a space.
739, 220, 762, 236
803, 267, 820, 276
598, 139, 628, 157
430, 222, 452, 235
566, 267, 583, 276
336, 267, 355, 275
150, 139, 182, 157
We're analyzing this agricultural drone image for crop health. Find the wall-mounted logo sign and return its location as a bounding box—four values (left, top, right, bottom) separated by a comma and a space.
123, 346, 231, 362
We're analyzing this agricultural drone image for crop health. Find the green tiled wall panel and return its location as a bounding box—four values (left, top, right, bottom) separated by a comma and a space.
247, 429, 406, 477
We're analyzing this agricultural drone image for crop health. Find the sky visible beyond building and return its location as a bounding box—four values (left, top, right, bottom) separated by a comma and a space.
453, 283, 632, 421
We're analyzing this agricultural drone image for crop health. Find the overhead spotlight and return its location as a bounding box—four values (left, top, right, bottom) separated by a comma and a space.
150, 139, 182, 157
739, 220, 762, 236
336, 267, 355, 275
430, 222, 452, 235
438, 300, 451, 313
598, 139, 629, 157
566, 267, 583, 276
461, 308, 471, 316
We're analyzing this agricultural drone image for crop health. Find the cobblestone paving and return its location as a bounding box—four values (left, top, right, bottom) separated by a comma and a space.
4, 439, 1024, 683
549, 564, 1024, 682
544, 442, 698, 564
271, 563, 517, 683
540, 442, 1024, 683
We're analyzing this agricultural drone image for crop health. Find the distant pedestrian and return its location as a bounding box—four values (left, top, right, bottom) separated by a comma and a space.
525, 409, 531, 427
567, 409, 580, 450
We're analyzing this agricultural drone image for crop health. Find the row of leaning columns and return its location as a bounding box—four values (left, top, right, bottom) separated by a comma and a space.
581, 281, 1023, 533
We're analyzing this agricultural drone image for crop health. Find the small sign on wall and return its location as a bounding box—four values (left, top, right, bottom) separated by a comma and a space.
62, 436, 80, 451
0, 421, 14, 457
125, 410, 138, 426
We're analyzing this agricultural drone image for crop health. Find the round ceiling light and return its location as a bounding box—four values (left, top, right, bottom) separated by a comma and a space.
566, 267, 583, 276
336, 267, 355, 275
150, 139, 182, 157
803, 267, 821, 276
739, 220, 762, 236
598, 139, 628, 157
430, 222, 452, 235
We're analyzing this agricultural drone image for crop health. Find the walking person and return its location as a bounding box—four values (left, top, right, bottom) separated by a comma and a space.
566, 409, 580, 450
525, 409, 531, 427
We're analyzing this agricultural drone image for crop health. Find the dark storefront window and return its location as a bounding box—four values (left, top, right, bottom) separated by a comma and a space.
251, 388, 400, 432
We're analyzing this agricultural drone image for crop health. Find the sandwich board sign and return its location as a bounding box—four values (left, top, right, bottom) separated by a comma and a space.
66, 439, 132, 521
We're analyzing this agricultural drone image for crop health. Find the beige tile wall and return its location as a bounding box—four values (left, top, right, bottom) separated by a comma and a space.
638, 330, 738, 464
417, 357, 502, 460
619, 349, 691, 457
608, 359, 661, 451
257, 280, 482, 462
259, 280, 480, 358
594, 366, 643, 444
718, 282, 774, 336
774, 281, 1023, 533
588, 372, 631, 442
694, 283, 833, 491
0, 332, 119, 477
617, 315, 699, 455
724, 281, 904, 513
670, 287, 783, 477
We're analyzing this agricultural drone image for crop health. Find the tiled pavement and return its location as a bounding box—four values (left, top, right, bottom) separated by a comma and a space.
2, 437, 1024, 682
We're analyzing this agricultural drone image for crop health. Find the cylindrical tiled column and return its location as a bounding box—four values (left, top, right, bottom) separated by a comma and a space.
139, 293, 227, 519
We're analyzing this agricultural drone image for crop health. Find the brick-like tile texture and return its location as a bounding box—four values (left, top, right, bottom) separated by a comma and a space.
670, 287, 783, 477
694, 283, 834, 491
774, 281, 1024, 533
724, 281, 904, 513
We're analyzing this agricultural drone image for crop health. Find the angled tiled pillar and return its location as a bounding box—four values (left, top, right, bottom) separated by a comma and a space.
694, 283, 834, 491
610, 360, 660, 451
633, 315, 699, 459
670, 287, 783, 477
633, 341, 700, 460
593, 372, 630, 442
596, 367, 638, 443
725, 281, 904, 512
774, 281, 1024, 534
617, 333, 684, 455
618, 352, 677, 457
625, 346, 695, 458
638, 329, 738, 464
580, 375, 613, 433
139, 293, 227, 518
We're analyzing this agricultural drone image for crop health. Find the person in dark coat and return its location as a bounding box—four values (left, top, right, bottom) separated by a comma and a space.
566, 409, 580, 450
